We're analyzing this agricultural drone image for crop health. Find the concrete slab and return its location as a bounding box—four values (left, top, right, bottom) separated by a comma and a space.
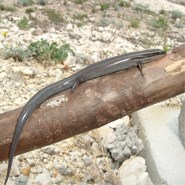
132, 104, 185, 185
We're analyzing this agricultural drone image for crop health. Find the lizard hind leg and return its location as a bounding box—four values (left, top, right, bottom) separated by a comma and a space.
137, 61, 144, 77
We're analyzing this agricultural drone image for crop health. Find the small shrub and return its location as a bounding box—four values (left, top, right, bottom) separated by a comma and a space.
118, 0, 130, 7
25, 8, 34, 13
2, 40, 74, 64
159, 9, 166, 15
73, 13, 87, 21
150, 16, 168, 29
2, 46, 30, 62
130, 18, 140, 28
17, 16, 29, 30
37, 0, 48, 5
45, 9, 64, 24
74, 0, 87, 4
100, 2, 110, 11
171, 10, 183, 20
98, 17, 110, 27
133, 3, 149, 13
0, 4, 16, 11
18, 0, 33, 6
28, 39, 74, 63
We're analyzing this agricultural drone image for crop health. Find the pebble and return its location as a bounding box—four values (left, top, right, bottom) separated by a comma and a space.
16, 175, 28, 185
35, 169, 52, 185
20, 166, 31, 177
41, 146, 58, 155
53, 172, 63, 184
104, 123, 143, 162
26, 159, 35, 166
118, 157, 153, 185
82, 156, 92, 166
91, 142, 102, 157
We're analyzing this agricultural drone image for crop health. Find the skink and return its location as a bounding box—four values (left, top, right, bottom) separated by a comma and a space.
4, 48, 166, 184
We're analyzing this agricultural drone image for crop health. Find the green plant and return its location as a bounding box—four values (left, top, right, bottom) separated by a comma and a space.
0, 4, 16, 11
163, 44, 171, 52
37, 0, 48, 5
73, 13, 87, 21
25, 7, 34, 13
18, 0, 33, 6
2, 46, 30, 62
45, 9, 64, 24
130, 18, 140, 28
133, 3, 149, 13
100, 2, 110, 11
64, 0, 67, 5
98, 17, 110, 27
150, 16, 168, 29
171, 10, 183, 20
17, 16, 29, 30
159, 9, 166, 15
74, 0, 87, 4
118, 0, 130, 7
28, 39, 74, 63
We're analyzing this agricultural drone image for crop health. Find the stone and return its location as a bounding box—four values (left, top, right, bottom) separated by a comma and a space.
30, 12, 37, 19
35, 169, 52, 185
21, 67, 35, 77
179, 102, 185, 146
16, 175, 28, 185
64, 54, 76, 65
91, 142, 102, 157
21, 166, 31, 177
31, 28, 43, 36
102, 123, 143, 162
54, 162, 75, 176
66, 23, 73, 31
132, 104, 185, 185
118, 157, 153, 185
53, 172, 63, 184
41, 145, 57, 155
26, 159, 35, 166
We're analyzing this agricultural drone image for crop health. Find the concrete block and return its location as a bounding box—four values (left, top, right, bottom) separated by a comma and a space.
132, 104, 185, 185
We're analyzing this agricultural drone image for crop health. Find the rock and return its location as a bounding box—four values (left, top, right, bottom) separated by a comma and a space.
12, 66, 35, 77
45, 162, 54, 170
179, 102, 185, 146
64, 54, 76, 65
53, 172, 63, 184
82, 155, 92, 166
31, 28, 43, 36
30, 12, 37, 19
41, 145, 58, 155
21, 67, 35, 77
118, 157, 153, 185
26, 159, 35, 166
94, 5, 101, 11
91, 142, 102, 157
103, 123, 143, 162
54, 162, 75, 176
9, 25, 19, 32
66, 23, 73, 31
35, 169, 52, 185
16, 175, 28, 185
21, 166, 31, 176
32, 167, 43, 174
